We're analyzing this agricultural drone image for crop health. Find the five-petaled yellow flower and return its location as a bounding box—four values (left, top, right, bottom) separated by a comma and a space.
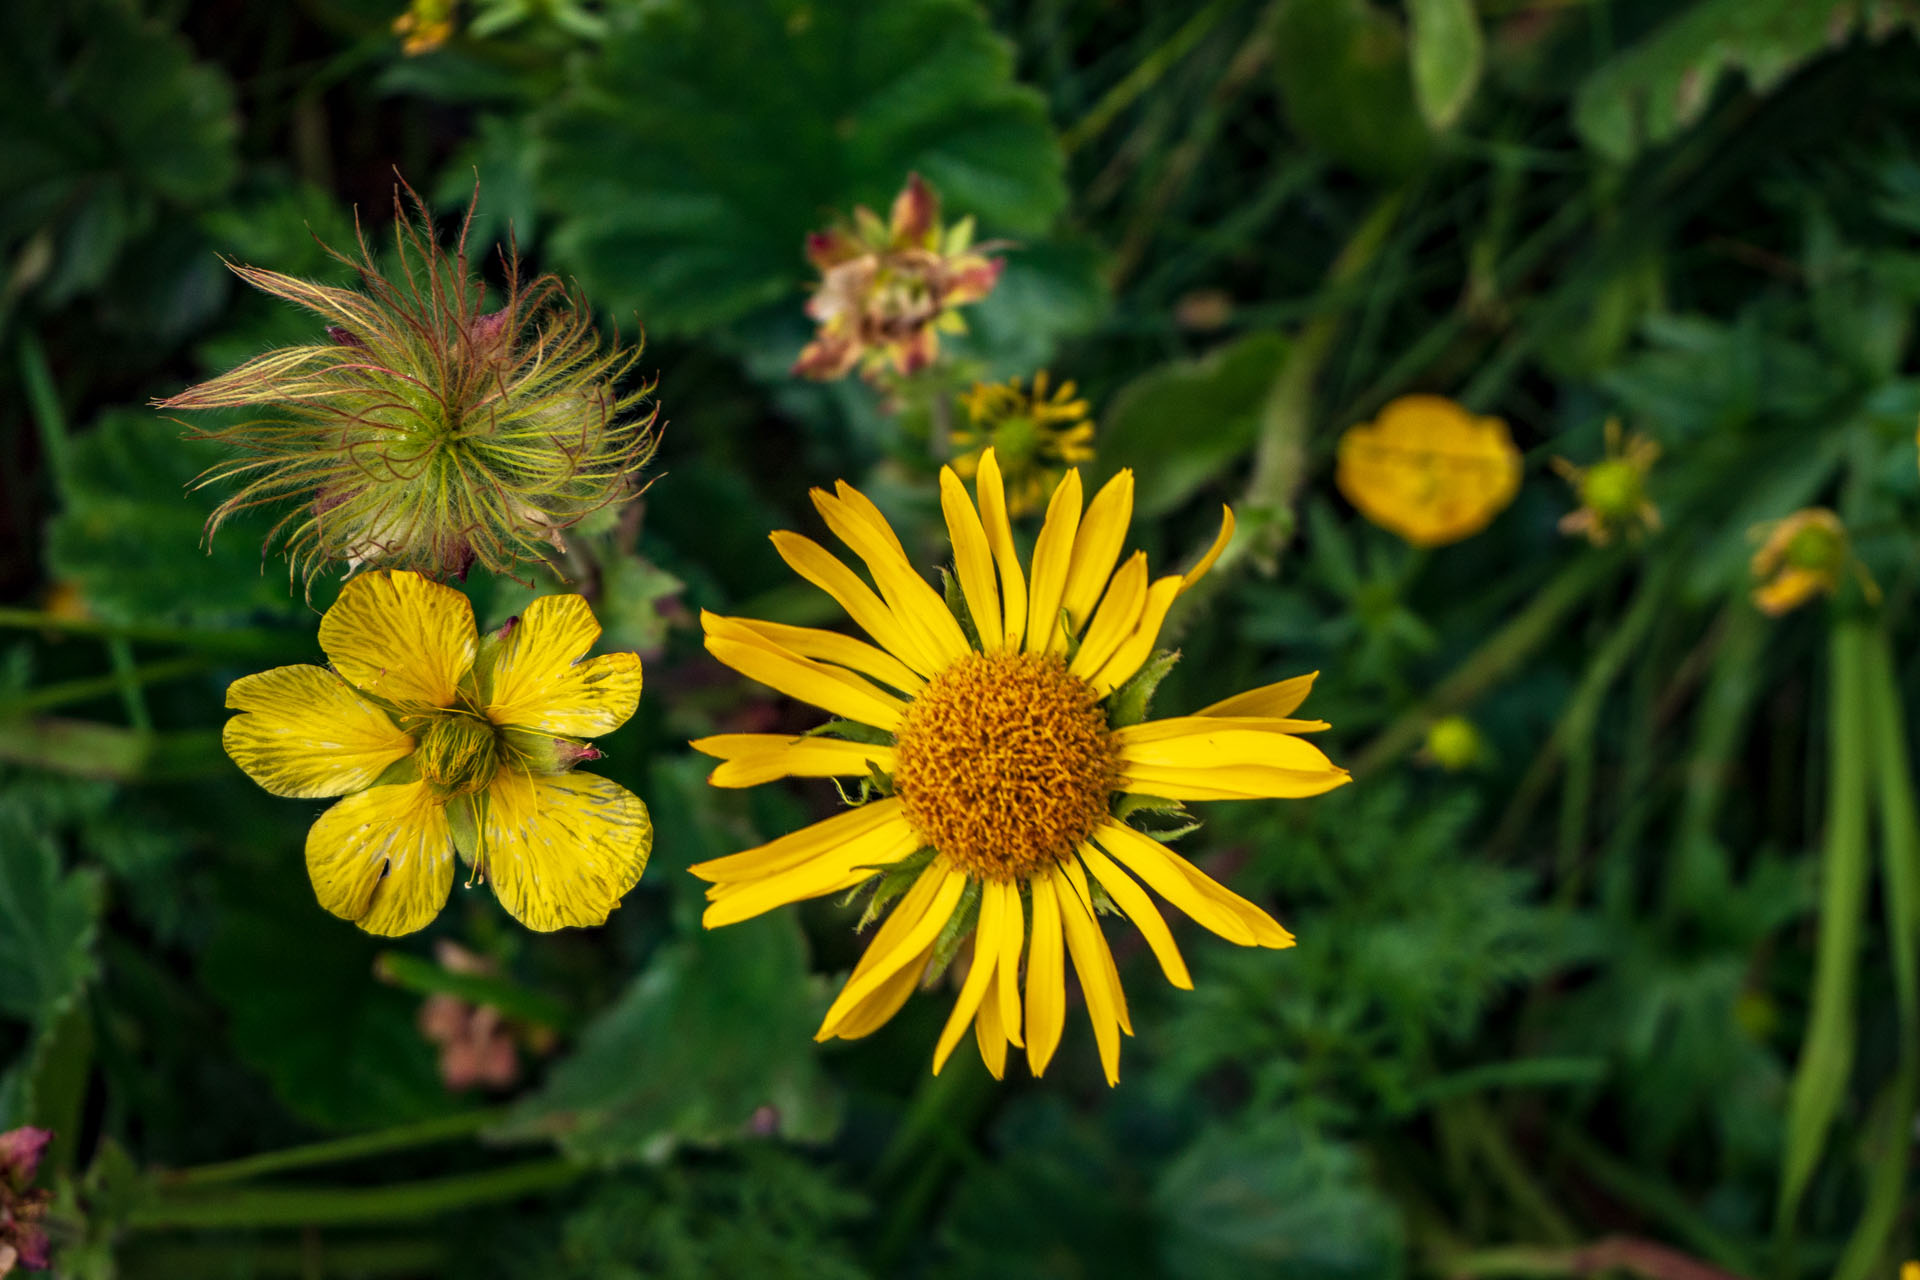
951, 372, 1096, 517
1336, 395, 1522, 547
690, 452, 1349, 1085
224, 570, 652, 935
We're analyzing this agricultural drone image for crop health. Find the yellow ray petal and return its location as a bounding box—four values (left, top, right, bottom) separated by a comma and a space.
729, 616, 925, 694
1117, 760, 1351, 800
1024, 469, 1083, 656
1060, 470, 1134, 632
1092, 820, 1256, 946
702, 818, 922, 928
318, 570, 475, 709
1024, 871, 1066, 1077
1178, 505, 1235, 593
1087, 575, 1183, 696
974, 449, 1028, 650
832, 480, 910, 559
305, 781, 454, 937
1067, 551, 1148, 681
818, 865, 967, 1039
479, 768, 652, 932
994, 879, 1025, 1048
1060, 856, 1132, 1038
771, 531, 943, 675
1117, 727, 1341, 772
690, 798, 910, 883
705, 634, 906, 730
691, 733, 896, 788
974, 976, 1010, 1079
832, 942, 933, 1040
1117, 715, 1330, 745
1196, 672, 1319, 719
940, 467, 1001, 648
1077, 842, 1192, 989
933, 878, 1005, 1073
1054, 863, 1124, 1085
812, 488, 971, 667
481, 595, 641, 739
704, 612, 922, 705
224, 664, 415, 798
1167, 853, 1295, 949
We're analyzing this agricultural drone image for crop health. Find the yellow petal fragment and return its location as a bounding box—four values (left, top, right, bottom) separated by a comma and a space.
994, 879, 1025, 1048
974, 977, 1010, 1079
933, 878, 1005, 1073
772, 531, 943, 675
812, 488, 971, 666
833, 942, 933, 1040
305, 781, 454, 936
1024, 870, 1067, 1077
939, 467, 1001, 650
1087, 575, 1183, 696
691, 733, 896, 788
1117, 760, 1351, 800
1067, 551, 1148, 681
705, 633, 906, 731
1116, 715, 1329, 744
1077, 842, 1192, 989
1178, 505, 1236, 593
1054, 863, 1124, 1086
702, 817, 921, 928
1196, 672, 1319, 719
1024, 469, 1083, 656
483, 594, 641, 738
818, 864, 967, 1039
1093, 820, 1256, 945
480, 768, 652, 932
224, 665, 415, 798
1060, 470, 1134, 632
318, 569, 476, 709
833, 479, 910, 559
729, 616, 925, 694
974, 449, 1028, 651
1061, 856, 1132, 1036
690, 798, 910, 883
1117, 726, 1342, 772
1167, 854, 1295, 948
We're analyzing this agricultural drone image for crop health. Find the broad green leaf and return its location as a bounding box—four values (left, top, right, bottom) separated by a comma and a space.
1095, 332, 1288, 517
1778, 618, 1873, 1225
536, 0, 1067, 335
1155, 1115, 1405, 1280
45, 409, 306, 628
0, 804, 102, 1029
1572, 0, 1919, 163
1406, 0, 1483, 131
1270, 0, 1431, 181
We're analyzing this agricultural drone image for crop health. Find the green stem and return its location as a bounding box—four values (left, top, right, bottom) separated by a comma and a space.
18, 329, 73, 501
0, 657, 209, 720
0, 607, 307, 658
162, 1108, 510, 1188
1060, 0, 1231, 154
1348, 553, 1620, 780
106, 637, 154, 732
132, 1157, 578, 1230
1548, 1123, 1754, 1276
1450, 1096, 1578, 1246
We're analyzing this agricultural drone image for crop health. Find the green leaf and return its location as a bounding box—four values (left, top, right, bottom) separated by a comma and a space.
0, 803, 103, 1028
45, 409, 306, 628
536, 0, 1066, 336
1270, 0, 1432, 181
1095, 333, 1287, 518
1154, 1115, 1405, 1280
1107, 651, 1180, 730
1572, 0, 1918, 163
1406, 0, 1482, 131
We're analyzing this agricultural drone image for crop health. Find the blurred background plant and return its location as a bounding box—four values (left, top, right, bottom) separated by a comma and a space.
3, 0, 1920, 1276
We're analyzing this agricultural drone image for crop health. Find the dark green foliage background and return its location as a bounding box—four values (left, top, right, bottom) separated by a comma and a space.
3, 1, 1919, 1276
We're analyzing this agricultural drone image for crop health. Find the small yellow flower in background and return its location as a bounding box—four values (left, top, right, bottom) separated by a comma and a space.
1552, 419, 1661, 545
393, 0, 457, 53
950, 372, 1095, 517
1749, 507, 1877, 615
1335, 395, 1522, 547
691, 452, 1349, 1085
793, 173, 1004, 382
224, 570, 651, 935
1420, 715, 1485, 772
1900, 1260, 1919, 1280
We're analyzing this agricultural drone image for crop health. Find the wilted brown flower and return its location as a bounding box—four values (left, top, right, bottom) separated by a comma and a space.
793, 174, 1004, 382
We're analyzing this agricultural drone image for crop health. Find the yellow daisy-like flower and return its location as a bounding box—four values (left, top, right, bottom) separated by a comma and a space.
1552, 419, 1661, 546
951, 372, 1097, 517
691, 452, 1350, 1085
1335, 395, 1522, 547
224, 570, 652, 935
1749, 507, 1877, 616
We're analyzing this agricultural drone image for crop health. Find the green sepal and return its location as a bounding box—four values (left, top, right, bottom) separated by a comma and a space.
1059, 606, 1081, 664
846, 846, 937, 930
926, 877, 984, 980
1105, 649, 1180, 729
864, 761, 895, 797
803, 718, 895, 747
942, 566, 984, 651
369, 754, 422, 788
502, 725, 598, 774
467, 617, 516, 706
1112, 792, 1202, 843
447, 793, 482, 868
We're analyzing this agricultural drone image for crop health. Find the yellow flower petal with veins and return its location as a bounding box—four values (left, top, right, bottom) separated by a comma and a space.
483, 595, 642, 738
305, 781, 455, 937
318, 569, 476, 709
224, 665, 415, 798
480, 768, 652, 932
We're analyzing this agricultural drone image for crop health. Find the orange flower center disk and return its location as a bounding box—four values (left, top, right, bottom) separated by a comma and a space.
891, 651, 1118, 883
